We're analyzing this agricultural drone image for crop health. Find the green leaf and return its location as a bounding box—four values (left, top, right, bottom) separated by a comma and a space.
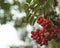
1, 3, 10, 11
29, 16, 34, 23
26, 0, 31, 3
0, 0, 4, 4
1, 16, 7, 24
31, 19, 36, 25
38, 0, 45, 5
14, 18, 27, 28
23, 4, 30, 16
27, 14, 31, 21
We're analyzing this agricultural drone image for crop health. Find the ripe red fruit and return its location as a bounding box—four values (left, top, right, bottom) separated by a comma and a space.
40, 43, 43, 46
31, 17, 59, 46
41, 38, 45, 42
31, 32, 37, 35
44, 19, 49, 24
31, 31, 34, 35
40, 33, 44, 36
37, 18, 44, 24
33, 36, 38, 40
51, 32, 56, 35
41, 22, 46, 27
45, 41, 48, 45
36, 29, 40, 33
31, 35, 34, 38
36, 37, 40, 41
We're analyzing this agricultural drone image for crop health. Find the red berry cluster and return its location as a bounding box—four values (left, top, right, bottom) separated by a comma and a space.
31, 17, 59, 46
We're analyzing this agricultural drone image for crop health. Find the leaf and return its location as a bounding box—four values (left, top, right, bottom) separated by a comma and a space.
23, 4, 30, 16
31, 19, 36, 25
14, 18, 27, 28
0, 0, 4, 4
28, 16, 36, 25
1, 16, 7, 24
27, 14, 31, 21
48, 40, 56, 48
26, 0, 31, 3
28, 16, 34, 23
1, 3, 10, 11
38, 0, 45, 5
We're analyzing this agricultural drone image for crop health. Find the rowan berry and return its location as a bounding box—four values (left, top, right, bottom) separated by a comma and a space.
31, 17, 59, 46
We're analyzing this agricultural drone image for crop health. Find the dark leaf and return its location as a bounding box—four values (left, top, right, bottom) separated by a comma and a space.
26, 0, 31, 3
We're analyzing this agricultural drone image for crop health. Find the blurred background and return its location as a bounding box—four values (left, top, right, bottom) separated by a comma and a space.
0, 0, 60, 48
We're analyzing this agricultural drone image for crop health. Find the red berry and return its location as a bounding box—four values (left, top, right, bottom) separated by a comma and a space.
40, 33, 44, 36
44, 19, 49, 24
33, 32, 37, 35
31, 35, 34, 38
41, 38, 45, 42
36, 37, 40, 41
31, 17, 59, 46
31, 31, 34, 35
51, 31, 55, 34
33, 36, 37, 40
44, 25, 48, 29
37, 18, 44, 24
36, 29, 40, 33
40, 43, 43, 46
54, 26, 58, 29
45, 41, 48, 45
